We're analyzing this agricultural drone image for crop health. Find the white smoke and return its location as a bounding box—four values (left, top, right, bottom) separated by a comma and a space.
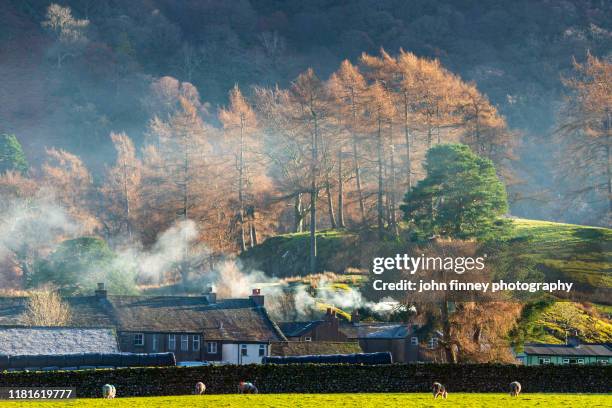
115, 219, 208, 284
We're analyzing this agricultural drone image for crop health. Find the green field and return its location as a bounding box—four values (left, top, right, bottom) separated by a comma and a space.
0, 394, 610, 408
241, 218, 611, 287
510, 219, 611, 288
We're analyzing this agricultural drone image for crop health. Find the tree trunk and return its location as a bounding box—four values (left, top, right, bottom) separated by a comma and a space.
325, 176, 337, 229
238, 120, 247, 252
180, 149, 190, 285
337, 149, 345, 228
310, 111, 318, 274
377, 116, 384, 238
294, 193, 304, 232
350, 95, 366, 223
389, 134, 399, 237
122, 159, 132, 240
403, 93, 412, 191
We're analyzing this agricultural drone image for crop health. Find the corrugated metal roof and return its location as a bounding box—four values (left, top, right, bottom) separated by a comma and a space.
523, 343, 612, 357
0, 327, 119, 355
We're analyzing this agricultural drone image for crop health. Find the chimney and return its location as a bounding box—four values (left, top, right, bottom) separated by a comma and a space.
250, 288, 264, 307
202, 286, 217, 304
567, 334, 581, 347
351, 309, 360, 324
95, 282, 107, 298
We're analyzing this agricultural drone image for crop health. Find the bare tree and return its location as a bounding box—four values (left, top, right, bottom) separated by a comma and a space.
23, 289, 71, 326
41, 4, 89, 68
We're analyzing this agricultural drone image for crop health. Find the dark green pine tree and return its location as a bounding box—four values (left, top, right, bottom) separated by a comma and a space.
0, 133, 28, 174
400, 143, 508, 239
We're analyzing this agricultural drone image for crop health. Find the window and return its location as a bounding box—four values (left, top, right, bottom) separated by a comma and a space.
539, 358, 550, 365
134, 333, 144, 346
241, 344, 248, 356
168, 334, 176, 350
562, 358, 570, 365
599, 360, 608, 365
206, 342, 218, 354
410, 337, 418, 346
193, 335, 200, 351
428, 338, 438, 349
152, 335, 158, 351
577, 359, 585, 364
259, 344, 266, 357
304, 337, 312, 342
181, 335, 189, 351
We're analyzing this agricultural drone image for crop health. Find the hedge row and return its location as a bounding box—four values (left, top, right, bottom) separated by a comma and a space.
1, 364, 610, 397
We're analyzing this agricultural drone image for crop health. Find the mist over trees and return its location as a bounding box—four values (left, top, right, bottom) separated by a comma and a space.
1, 0, 609, 225
0, 1, 609, 291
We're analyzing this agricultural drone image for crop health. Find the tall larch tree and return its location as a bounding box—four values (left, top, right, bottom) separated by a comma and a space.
219, 85, 259, 251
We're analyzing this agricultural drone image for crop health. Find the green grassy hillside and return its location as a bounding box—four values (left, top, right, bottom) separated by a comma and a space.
510, 219, 611, 289
242, 218, 611, 290
511, 299, 612, 347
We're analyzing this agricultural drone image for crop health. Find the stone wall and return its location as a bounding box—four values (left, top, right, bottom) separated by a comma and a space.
1, 364, 609, 398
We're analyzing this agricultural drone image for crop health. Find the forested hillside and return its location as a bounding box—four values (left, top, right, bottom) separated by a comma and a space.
0, 1, 609, 300
1, 0, 610, 224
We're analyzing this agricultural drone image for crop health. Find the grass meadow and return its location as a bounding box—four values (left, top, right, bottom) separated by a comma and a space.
0, 393, 610, 408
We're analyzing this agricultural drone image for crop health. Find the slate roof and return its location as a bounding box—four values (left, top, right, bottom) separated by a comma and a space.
0, 296, 114, 327
339, 322, 411, 340
270, 341, 362, 356
278, 321, 323, 337
0, 295, 285, 342
107, 296, 285, 341
523, 343, 612, 357
0, 327, 119, 355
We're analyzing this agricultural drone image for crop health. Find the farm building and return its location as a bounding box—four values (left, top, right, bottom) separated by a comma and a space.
517, 339, 612, 365
0, 286, 285, 364
279, 309, 423, 363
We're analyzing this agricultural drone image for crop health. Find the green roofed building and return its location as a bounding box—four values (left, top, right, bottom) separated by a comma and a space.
518, 339, 612, 366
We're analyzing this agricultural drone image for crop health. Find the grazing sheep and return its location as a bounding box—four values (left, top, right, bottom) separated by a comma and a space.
509, 381, 522, 397
195, 382, 206, 395
432, 382, 447, 399
102, 384, 116, 399
238, 381, 258, 394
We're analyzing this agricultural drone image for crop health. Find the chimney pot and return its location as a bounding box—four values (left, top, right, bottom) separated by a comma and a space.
95, 282, 107, 298
249, 288, 264, 307
203, 287, 217, 304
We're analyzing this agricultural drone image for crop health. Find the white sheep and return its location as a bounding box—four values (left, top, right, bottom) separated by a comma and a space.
509, 381, 522, 397
102, 384, 116, 399
195, 382, 206, 395
432, 382, 447, 399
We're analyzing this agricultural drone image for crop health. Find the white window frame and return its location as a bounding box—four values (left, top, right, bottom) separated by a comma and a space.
259, 344, 266, 357
152, 334, 158, 351
599, 360, 608, 365
193, 335, 200, 351
562, 358, 570, 364
168, 334, 176, 350
134, 333, 144, 346
241, 344, 248, 356
181, 335, 189, 351
304, 336, 312, 342
577, 358, 585, 364
540, 358, 550, 364
206, 341, 218, 354
411, 336, 418, 346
